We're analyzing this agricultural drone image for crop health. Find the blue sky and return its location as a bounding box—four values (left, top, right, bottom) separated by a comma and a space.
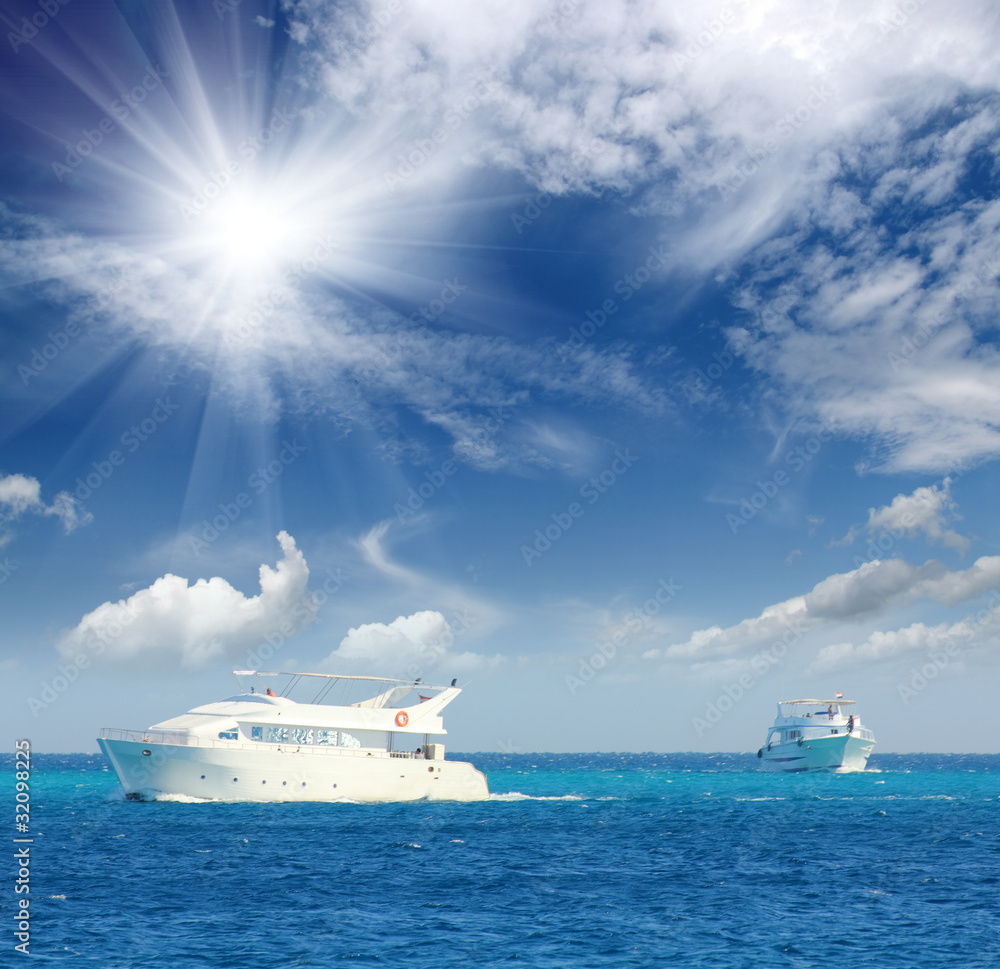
3, 0, 1000, 753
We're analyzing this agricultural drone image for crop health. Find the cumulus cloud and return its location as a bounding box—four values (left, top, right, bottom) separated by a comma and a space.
811, 622, 966, 674
661, 556, 1000, 663
866, 479, 969, 552
833, 478, 970, 552
56, 531, 316, 668
916, 555, 1000, 607
811, 586, 1000, 673
320, 609, 500, 676
0, 472, 91, 544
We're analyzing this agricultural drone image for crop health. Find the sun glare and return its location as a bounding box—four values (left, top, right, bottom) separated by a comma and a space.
197, 191, 296, 278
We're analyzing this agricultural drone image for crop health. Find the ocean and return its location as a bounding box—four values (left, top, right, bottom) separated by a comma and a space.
4, 752, 999, 967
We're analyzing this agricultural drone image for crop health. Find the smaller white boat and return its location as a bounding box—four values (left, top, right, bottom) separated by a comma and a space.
757, 698, 876, 772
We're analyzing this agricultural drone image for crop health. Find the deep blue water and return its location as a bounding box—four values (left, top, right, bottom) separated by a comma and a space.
3, 752, 999, 967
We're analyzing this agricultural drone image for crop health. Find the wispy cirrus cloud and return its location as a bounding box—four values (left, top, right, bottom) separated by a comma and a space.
0, 201, 666, 473
283, 0, 1000, 472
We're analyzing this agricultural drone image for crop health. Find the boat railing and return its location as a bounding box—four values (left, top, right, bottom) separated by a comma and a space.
99, 727, 426, 758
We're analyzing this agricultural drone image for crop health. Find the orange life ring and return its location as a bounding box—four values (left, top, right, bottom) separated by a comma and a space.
395, 711, 409, 727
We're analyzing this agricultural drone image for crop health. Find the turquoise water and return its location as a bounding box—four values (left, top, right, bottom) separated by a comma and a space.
4, 752, 999, 967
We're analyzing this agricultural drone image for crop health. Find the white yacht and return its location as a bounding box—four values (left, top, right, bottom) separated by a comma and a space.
98, 671, 489, 802
757, 698, 876, 772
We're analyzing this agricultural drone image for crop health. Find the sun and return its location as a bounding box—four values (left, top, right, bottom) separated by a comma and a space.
194, 188, 299, 281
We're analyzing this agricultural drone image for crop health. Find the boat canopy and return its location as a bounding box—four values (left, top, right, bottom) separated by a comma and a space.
780, 698, 856, 705
777, 698, 857, 718
231, 670, 459, 707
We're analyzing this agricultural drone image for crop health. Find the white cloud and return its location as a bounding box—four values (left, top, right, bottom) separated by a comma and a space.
56, 531, 316, 668
662, 555, 1000, 663
6, 1, 1000, 475
0, 203, 665, 473
916, 555, 1000, 607
357, 520, 421, 584
862, 478, 969, 552
811, 585, 1000, 673
282, 0, 1000, 471
289, 0, 1000, 209
810, 622, 967, 674
0, 472, 91, 544
731, 155, 1000, 473
320, 609, 500, 676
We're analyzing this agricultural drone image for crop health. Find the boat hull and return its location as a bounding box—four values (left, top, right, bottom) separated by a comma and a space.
98, 737, 489, 802
757, 732, 874, 772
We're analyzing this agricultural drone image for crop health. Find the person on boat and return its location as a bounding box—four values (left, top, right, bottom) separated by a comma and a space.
828, 704, 835, 718
266, 687, 276, 697
848, 715, 855, 733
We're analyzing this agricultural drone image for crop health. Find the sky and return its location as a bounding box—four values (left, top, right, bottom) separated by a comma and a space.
2, 0, 1000, 754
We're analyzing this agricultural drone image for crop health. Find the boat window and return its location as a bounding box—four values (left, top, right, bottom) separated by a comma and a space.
258, 725, 388, 749
218, 730, 238, 740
